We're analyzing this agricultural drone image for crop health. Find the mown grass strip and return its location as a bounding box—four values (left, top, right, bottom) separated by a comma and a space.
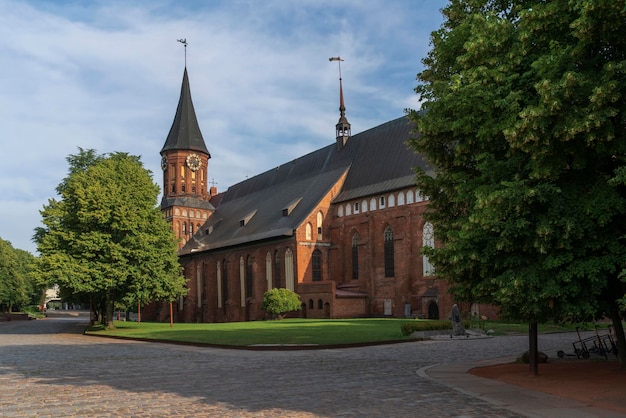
86, 318, 614, 347
88, 318, 422, 346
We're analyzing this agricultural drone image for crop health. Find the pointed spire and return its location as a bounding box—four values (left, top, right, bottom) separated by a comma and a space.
161, 67, 210, 156
330, 56, 351, 148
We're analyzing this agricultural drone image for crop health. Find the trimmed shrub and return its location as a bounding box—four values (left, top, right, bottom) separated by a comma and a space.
401, 319, 474, 336
261, 288, 301, 319
400, 320, 452, 336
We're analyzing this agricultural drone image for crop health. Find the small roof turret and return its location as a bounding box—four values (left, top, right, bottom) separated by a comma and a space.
330, 56, 351, 148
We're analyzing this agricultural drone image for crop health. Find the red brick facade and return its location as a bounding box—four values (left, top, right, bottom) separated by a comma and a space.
150, 69, 498, 324
165, 185, 464, 323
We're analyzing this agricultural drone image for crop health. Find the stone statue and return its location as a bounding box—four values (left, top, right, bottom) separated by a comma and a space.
450, 304, 466, 336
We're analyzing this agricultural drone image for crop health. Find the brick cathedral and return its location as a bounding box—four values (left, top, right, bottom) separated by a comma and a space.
150, 66, 495, 323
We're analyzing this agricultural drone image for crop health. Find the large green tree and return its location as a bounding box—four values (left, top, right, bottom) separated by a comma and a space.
0, 238, 26, 312
409, 0, 626, 369
14, 248, 41, 308
0, 238, 39, 312
35, 149, 187, 328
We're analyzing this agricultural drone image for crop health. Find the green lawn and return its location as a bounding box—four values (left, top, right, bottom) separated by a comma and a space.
86, 318, 614, 347
87, 318, 415, 346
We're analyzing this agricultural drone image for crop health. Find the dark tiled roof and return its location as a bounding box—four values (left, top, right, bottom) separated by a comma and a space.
180, 116, 428, 255
161, 68, 211, 156
333, 116, 428, 202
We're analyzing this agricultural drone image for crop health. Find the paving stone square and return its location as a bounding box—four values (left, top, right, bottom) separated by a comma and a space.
0, 315, 620, 417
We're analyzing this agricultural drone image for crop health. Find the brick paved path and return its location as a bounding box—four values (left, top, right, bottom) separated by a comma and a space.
0, 315, 581, 417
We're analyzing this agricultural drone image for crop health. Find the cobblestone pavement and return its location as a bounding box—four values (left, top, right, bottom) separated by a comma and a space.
0, 315, 589, 417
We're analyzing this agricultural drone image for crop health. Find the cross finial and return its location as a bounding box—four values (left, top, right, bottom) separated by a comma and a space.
177, 38, 188, 67
209, 178, 218, 187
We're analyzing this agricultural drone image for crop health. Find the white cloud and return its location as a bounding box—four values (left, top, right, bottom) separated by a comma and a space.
0, 0, 446, 253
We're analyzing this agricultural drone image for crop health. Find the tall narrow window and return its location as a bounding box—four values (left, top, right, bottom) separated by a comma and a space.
274, 250, 281, 288
285, 248, 295, 291
246, 256, 254, 299
170, 164, 176, 193
316, 211, 323, 239
239, 256, 245, 307
423, 222, 435, 276
222, 259, 229, 305
217, 261, 223, 308
265, 252, 272, 290
305, 223, 312, 240
352, 234, 359, 280
196, 264, 202, 308
384, 226, 394, 277
312, 249, 322, 281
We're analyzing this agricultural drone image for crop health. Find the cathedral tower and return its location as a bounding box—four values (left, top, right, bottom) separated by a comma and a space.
160, 67, 214, 249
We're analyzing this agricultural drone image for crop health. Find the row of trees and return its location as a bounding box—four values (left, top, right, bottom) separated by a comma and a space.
0, 237, 40, 312
34, 149, 187, 328
409, 0, 626, 369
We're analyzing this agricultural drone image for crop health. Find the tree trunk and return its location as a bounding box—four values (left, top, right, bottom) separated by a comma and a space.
529, 321, 539, 376
608, 303, 626, 369
104, 294, 115, 329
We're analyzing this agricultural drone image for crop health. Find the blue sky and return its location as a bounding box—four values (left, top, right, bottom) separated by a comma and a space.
0, 0, 448, 254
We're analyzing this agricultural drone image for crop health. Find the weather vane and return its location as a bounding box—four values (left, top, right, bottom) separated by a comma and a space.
329, 56, 344, 80
178, 38, 188, 66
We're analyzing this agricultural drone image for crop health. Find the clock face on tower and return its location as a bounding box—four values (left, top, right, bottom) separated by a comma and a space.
186, 153, 202, 171
161, 155, 168, 171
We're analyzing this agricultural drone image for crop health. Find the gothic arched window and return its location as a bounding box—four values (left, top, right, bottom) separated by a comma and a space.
265, 252, 272, 290
222, 259, 229, 304
274, 250, 281, 288
285, 248, 295, 291
316, 211, 323, 239
312, 249, 322, 281
384, 226, 394, 277
246, 256, 254, 299
423, 222, 435, 276
352, 233, 359, 280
